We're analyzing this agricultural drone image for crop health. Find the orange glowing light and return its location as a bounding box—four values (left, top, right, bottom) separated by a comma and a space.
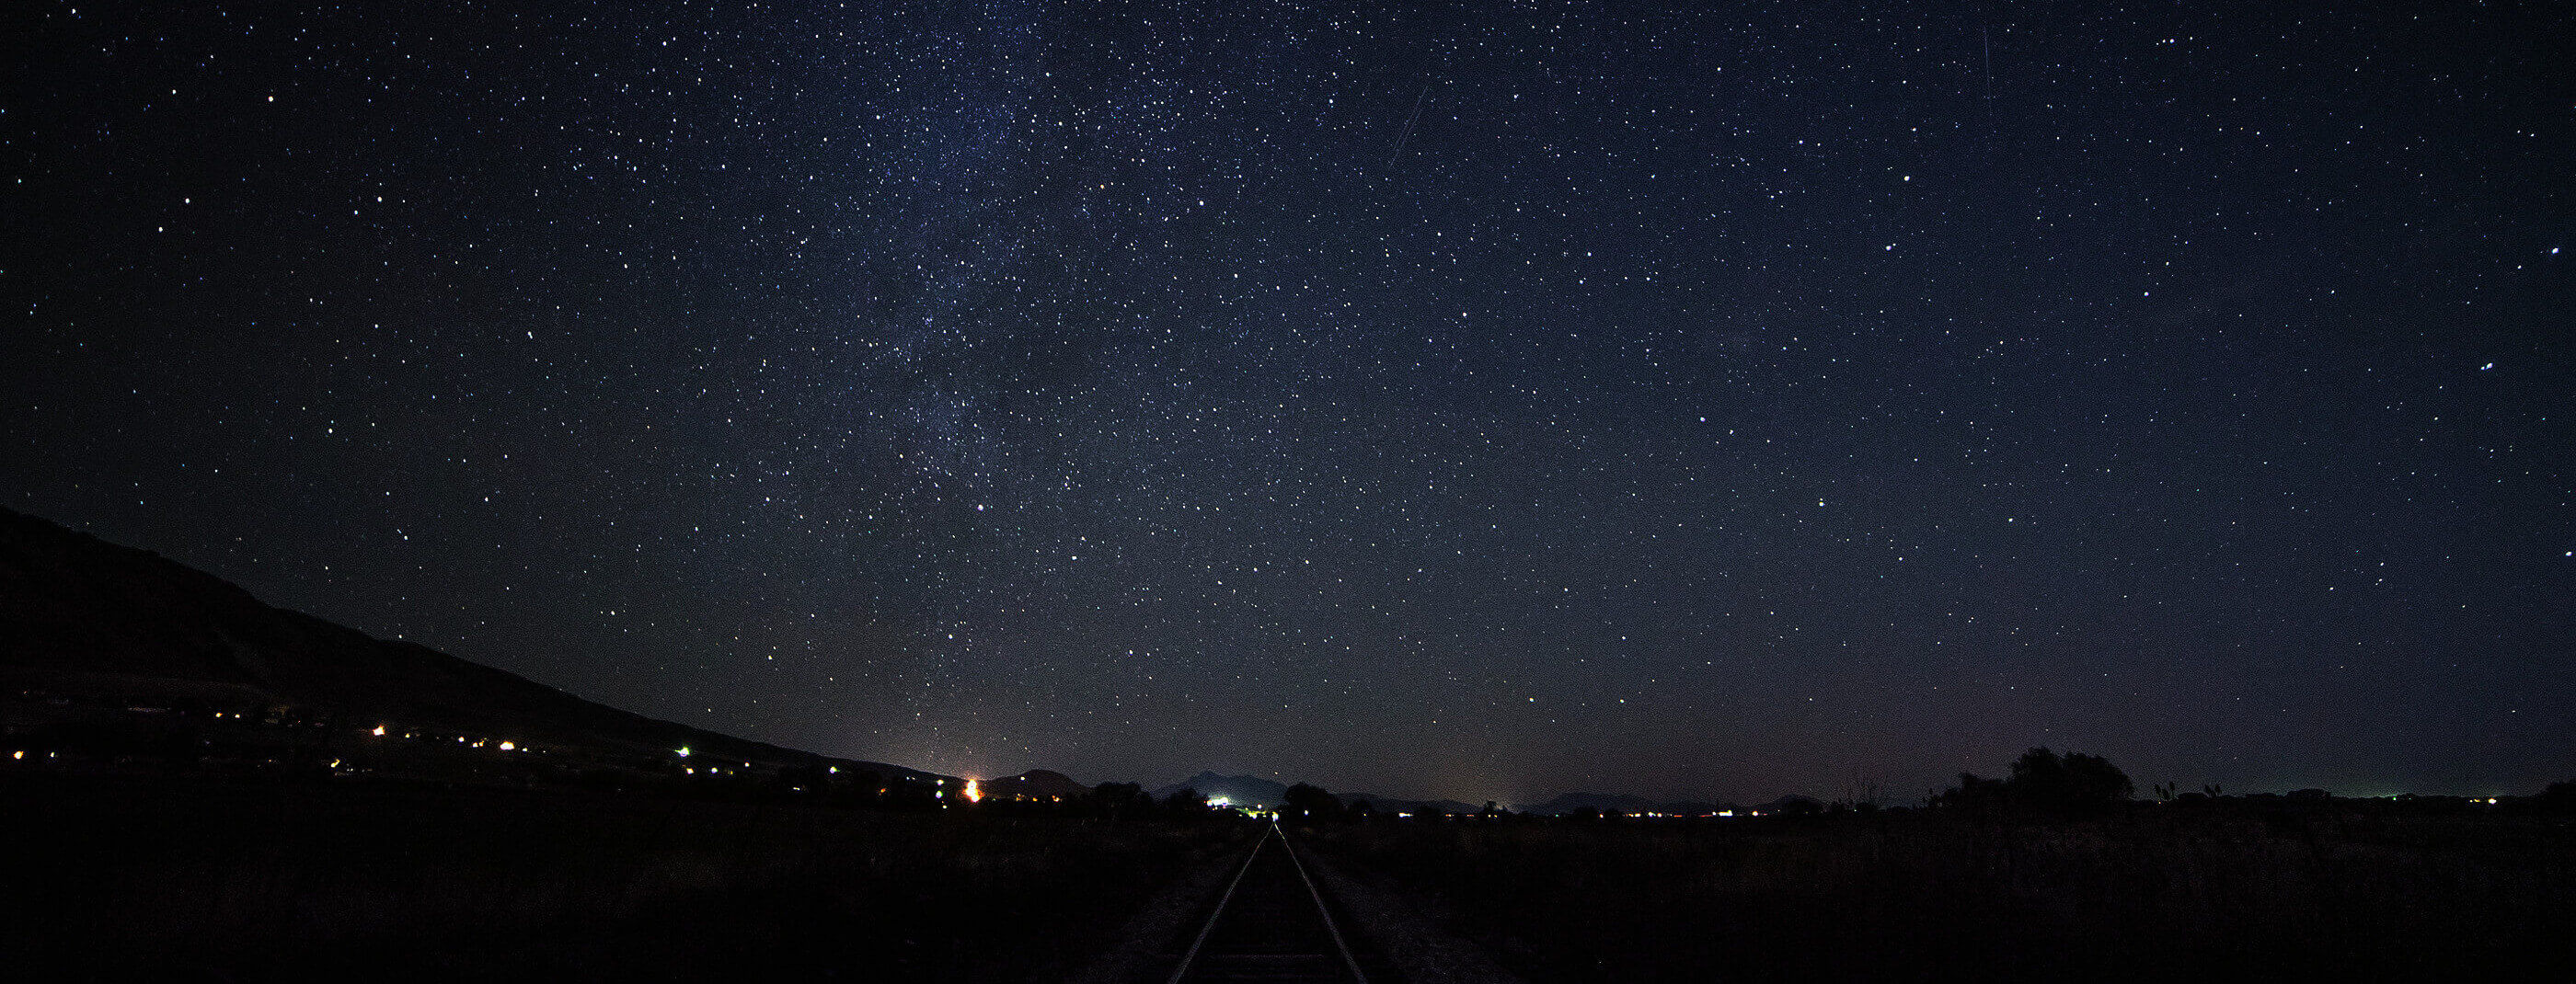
962, 779, 983, 804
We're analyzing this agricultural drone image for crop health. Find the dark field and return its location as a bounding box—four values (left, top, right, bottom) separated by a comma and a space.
0, 773, 1246, 982
1310, 809, 2576, 982
10, 773, 2575, 983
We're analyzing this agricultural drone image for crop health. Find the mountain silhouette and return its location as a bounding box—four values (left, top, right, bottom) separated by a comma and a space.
0, 506, 934, 781
1342, 793, 1486, 816
1151, 771, 1289, 807
981, 769, 1092, 800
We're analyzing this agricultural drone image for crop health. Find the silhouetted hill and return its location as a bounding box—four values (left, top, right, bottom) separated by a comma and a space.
1152, 771, 1288, 807
1521, 792, 1664, 816
982, 768, 1092, 800
1343, 793, 1485, 816
0, 506, 935, 781
1519, 792, 1745, 816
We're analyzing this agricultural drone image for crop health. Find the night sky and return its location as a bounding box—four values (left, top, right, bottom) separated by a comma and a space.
7, 1, 2572, 805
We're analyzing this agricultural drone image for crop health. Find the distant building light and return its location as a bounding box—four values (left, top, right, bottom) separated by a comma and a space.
963, 779, 982, 804
499, 741, 516, 751
1210, 796, 1232, 807
676, 747, 691, 758
371, 726, 386, 737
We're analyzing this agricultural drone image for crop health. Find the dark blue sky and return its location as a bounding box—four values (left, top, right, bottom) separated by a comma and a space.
6, 0, 2570, 804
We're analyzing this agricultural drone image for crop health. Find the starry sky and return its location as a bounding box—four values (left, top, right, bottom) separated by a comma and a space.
6, 1, 2572, 805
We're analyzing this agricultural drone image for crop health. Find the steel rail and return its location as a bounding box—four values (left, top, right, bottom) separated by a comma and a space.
1166, 826, 1271, 984
1276, 824, 1369, 984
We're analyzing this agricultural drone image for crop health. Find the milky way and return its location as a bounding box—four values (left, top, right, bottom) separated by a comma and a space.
7, 2, 2571, 803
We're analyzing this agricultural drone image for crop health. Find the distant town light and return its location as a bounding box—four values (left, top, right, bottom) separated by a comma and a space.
371, 725, 386, 737
962, 779, 982, 804
675, 747, 691, 758
498, 741, 516, 751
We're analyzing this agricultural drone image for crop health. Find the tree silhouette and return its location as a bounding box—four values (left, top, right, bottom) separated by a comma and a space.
2534, 780, 2576, 815
2006, 748, 2133, 813
1282, 783, 1343, 823
1162, 787, 1209, 816
1937, 748, 2134, 815
1092, 782, 1152, 818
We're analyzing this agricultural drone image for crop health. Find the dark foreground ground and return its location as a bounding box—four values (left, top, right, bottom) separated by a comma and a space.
1309, 808, 2576, 982
10, 776, 2574, 983
0, 772, 1247, 982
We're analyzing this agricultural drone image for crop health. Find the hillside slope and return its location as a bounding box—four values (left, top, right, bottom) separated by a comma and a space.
0, 505, 932, 780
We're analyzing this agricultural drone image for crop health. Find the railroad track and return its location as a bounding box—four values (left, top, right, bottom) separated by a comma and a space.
1165, 822, 1372, 983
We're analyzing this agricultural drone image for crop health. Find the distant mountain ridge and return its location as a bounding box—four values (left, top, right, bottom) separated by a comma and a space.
1343, 793, 1487, 816
0, 506, 937, 782
1151, 771, 1290, 807
982, 769, 1091, 800
1519, 791, 1745, 816
1143, 772, 1485, 815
